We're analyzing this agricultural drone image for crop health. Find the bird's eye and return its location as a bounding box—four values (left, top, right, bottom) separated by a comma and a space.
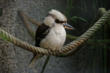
55, 19, 60, 23
55, 19, 65, 24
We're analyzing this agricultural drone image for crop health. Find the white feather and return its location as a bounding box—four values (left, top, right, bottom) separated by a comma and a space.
40, 24, 66, 50
44, 9, 67, 27
40, 9, 67, 50
49, 9, 67, 21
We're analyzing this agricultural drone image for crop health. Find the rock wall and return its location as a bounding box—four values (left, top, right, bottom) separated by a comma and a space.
0, 0, 109, 73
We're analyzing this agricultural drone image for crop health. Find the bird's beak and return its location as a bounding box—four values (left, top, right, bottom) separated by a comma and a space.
63, 23, 74, 30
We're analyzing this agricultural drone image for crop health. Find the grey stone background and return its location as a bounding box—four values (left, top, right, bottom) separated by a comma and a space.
0, 0, 109, 73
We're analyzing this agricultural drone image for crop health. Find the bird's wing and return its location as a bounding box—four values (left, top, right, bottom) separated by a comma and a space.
35, 23, 50, 47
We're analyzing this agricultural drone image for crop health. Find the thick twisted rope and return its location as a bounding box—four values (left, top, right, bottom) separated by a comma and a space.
0, 10, 109, 56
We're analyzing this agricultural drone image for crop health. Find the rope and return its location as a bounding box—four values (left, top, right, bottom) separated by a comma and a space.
0, 10, 110, 56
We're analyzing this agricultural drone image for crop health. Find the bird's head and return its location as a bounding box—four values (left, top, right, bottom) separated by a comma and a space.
43, 9, 74, 30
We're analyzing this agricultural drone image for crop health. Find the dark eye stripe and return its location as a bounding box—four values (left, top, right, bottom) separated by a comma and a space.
48, 14, 66, 23
55, 19, 66, 23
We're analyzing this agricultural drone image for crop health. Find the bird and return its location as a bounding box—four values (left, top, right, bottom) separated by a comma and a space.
35, 9, 74, 50
29, 9, 74, 67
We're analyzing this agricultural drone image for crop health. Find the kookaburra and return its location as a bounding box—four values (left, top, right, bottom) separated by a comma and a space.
35, 9, 74, 50
29, 9, 74, 67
